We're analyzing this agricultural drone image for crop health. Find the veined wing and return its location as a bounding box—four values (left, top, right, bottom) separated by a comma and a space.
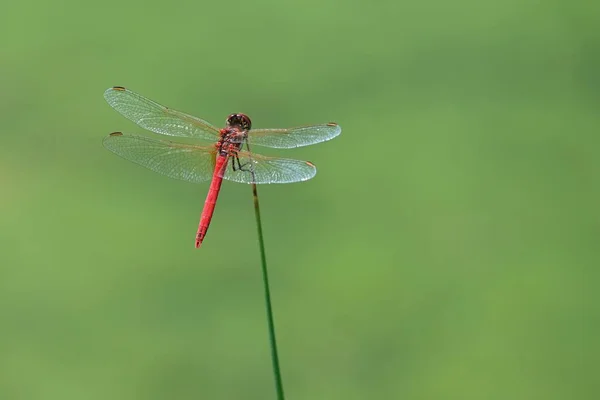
247, 122, 341, 149
103, 133, 216, 183
104, 87, 221, 141
221, 151, 317, 184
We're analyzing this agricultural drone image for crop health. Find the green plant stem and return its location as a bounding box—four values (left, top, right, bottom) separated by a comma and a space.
252, 183, 285, 400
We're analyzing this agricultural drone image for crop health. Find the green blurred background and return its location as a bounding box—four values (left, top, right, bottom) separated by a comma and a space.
0, 0, 595, 399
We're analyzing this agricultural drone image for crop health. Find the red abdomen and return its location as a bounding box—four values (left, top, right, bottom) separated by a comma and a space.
195, 156, 228, 248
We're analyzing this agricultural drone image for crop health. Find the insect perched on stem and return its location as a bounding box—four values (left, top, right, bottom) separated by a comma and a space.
103, 86, 341, 247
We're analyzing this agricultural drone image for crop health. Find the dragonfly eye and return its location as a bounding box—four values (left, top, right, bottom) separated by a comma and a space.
226, 113, 252, 131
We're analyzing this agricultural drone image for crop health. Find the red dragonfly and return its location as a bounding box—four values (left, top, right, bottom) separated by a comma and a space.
103, 86, 341, 248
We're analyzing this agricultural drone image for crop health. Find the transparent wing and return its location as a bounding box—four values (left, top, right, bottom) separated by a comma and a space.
103, 133, 216, 183
104, 87, 221, 140
221, 152, 317, 184
247, 123, 342, 148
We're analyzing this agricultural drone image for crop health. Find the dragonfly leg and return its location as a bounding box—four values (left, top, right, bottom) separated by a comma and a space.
231, 155, 244, 171
237, 156, 245, 171
231, 154, 255, 173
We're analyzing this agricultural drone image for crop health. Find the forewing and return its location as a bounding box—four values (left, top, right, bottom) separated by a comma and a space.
221, 151, 317, 184
103, 133, 216, 183
104, 87, 221, 140
247, 123, 341, 148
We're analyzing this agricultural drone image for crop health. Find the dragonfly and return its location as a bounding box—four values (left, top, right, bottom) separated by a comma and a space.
103, 86, 341, 248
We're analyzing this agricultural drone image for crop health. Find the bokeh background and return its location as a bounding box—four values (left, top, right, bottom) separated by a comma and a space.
1, 0, 596, 399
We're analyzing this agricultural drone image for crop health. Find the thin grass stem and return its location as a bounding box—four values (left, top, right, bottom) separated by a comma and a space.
252, 182, 285, 400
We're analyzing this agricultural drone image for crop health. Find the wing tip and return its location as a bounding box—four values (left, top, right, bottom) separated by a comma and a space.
104, 86, 127, 100
327, 122, 342, 136
103, 132, 124, 148
304, 161, 317, 182
103, 132, 123, 148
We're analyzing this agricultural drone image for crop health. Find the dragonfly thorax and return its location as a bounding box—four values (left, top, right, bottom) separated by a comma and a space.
226, 113, 251, 131
217, 129, 245, 156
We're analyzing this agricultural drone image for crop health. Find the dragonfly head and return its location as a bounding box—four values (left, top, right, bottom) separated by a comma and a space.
226, 113, 252, 131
